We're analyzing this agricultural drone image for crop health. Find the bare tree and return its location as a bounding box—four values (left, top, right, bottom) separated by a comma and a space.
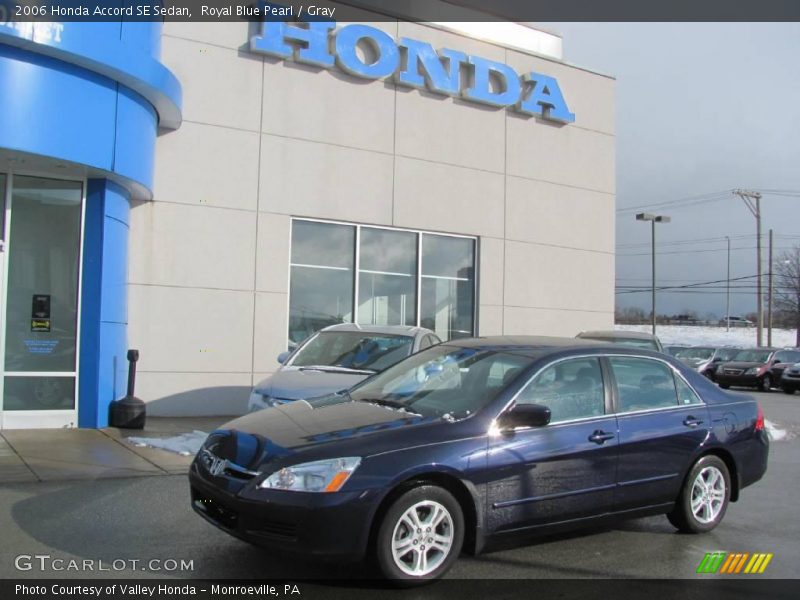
774, 245, 800, 347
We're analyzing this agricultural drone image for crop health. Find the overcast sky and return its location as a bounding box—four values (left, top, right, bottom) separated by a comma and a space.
545, 23, 800, 318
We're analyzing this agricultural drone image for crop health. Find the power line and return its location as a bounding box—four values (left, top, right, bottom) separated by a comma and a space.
617, 245, 797, 257
615, 274, 758, 295
616, 190, 732, 214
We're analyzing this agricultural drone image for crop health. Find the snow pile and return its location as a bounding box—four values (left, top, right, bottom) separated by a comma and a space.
615, 324, 798, 348
764, 420, 787, 442
127, 430, 208, 456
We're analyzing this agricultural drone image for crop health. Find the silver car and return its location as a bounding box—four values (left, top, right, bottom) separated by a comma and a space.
248, 324, 440, 411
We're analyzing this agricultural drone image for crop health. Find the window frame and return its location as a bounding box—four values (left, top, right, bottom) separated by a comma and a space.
494, 352, 706, 428
288, 217, 478, 342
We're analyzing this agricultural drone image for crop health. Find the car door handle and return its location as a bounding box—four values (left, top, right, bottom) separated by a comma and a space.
588, 430, 615, 444
683, 416, 704, 428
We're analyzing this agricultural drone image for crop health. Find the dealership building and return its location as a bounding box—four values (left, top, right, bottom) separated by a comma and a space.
0, 8, 615, 429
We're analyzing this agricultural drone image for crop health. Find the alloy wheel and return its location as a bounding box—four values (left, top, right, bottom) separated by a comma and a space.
390, 500, 454, 577
690, 466, 726, 524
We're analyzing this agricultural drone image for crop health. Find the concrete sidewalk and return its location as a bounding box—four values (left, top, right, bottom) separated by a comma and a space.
0, 417, 229, 483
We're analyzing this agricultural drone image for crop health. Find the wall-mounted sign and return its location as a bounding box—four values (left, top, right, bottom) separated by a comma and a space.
31, 294, 51, 332
250, 21, 575, 124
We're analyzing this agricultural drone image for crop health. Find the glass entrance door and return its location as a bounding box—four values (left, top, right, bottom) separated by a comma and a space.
0, 175, 83, 429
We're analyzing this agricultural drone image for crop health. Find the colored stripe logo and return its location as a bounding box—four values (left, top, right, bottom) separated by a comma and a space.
697, 552, 773, 574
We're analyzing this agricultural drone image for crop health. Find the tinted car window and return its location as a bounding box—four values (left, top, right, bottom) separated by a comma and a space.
291, 332, 413, 371
713, 348, 739, 361
677, 347, 715, 360
675, 375, 702, 405
517, 358, 605, 422
733, 349, 773, 363
610, 357, 678, 412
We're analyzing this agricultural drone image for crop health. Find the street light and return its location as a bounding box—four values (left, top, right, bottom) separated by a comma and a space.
636, 213, 671, 335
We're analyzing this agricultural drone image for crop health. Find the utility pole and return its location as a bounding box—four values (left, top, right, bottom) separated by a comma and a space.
733, 189, 763, 346
767, 229, 773, 347
726, 236, 731, 332
636, 213, 671, 336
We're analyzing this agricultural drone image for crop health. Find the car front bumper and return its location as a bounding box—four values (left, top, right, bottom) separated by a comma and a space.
714, 373, 764, 388
189, 463, 381, 562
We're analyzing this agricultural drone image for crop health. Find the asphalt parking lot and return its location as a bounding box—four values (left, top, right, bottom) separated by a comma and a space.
0, 390, 796, 583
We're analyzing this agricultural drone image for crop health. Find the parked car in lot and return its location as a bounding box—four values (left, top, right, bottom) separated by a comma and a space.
767, 349, 800, 386
700, 346, 743, 381
675, 346, 716, 373
715, 348, 780, 391
191, 336, 768, 584
780, 363, 800, 394
576, 329, 664, 352
718, 316, 754, 327
247, 324, 440, 411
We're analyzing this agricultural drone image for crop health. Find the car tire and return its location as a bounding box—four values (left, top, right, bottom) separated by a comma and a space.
667, 455, 731, 534
783, 386, 796, 395
719, 383, 730, 389
374, 485, 464, 585
760, 375, 772, 392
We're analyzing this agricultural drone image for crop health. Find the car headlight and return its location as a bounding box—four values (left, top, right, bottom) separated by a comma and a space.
258, 457, 361, 493
248, 391, 277, 411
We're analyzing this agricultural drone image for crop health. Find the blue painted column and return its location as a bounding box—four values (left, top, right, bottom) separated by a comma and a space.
79, 180, 131, 428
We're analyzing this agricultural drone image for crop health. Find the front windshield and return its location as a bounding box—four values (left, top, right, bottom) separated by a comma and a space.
714, 348, 739, 361
677, 347, 715, 360
733, 349, 773, 363
348, 345, 536, 420
290, 332, 413, 372
774, 350, 800, 363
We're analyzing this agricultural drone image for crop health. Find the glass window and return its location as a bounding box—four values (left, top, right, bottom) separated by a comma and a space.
290, 331, 413, 372
287, 220, 477, 345
610, 357, 679, 412
289, 221, 355, 345
357, 227, 416, 327
732, 349, 773, 363
774, 350, 800, 364
420, 234, 475, 341
4, 176, 82, 374
0, 173, 6, 241
675, 375, 702, 406
517, 358, 605, 422
349, 346, 535, 420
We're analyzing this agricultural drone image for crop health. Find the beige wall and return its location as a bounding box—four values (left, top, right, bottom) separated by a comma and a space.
129, 19, 615, 416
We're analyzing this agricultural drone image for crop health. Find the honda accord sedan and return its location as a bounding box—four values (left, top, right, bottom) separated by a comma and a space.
190, 337, 769, 584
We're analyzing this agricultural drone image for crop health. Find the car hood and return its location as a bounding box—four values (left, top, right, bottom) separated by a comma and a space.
253, 368, 369, 401
719, 361, 767, 370
205, 394, 434, 469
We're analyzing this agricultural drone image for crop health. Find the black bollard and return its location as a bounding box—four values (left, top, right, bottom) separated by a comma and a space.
109, 349, 147, 429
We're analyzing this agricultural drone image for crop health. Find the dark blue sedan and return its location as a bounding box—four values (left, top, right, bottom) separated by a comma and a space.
189, 337, 769, 584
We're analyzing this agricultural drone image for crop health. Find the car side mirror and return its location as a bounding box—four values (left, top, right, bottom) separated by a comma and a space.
277, 351, 291, 365
773, 359, 781, 365
497, 404, 551, 430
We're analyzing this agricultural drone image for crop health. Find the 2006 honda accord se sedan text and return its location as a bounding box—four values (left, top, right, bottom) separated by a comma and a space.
189, 336, 769, 584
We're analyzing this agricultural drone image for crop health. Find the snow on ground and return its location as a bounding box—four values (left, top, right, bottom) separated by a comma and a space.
127, 430, 208, 456
616, 324, 798, 348
764, 420, 788, 442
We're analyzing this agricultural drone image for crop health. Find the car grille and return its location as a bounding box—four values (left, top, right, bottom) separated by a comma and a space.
199, 448, 259, 480
723, 368, 744, 375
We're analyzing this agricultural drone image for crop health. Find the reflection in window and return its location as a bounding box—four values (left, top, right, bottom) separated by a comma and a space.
518, 358, 605, 422
358, 227, 416, 327
288, 220, 477, 345
289, 221, 355, 345
420, 234, 475, 340
610, 357, 679, 412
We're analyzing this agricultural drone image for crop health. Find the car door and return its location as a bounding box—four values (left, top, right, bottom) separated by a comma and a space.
608, 356, 711, 512
485, 356, 619, 533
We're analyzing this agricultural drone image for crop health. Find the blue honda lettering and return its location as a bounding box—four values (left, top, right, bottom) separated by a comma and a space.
250, 21, 335, 67
463, 56, 521, 107
517, 72, 576, 123
335, 24, 399, 80
398, 38, 466, 96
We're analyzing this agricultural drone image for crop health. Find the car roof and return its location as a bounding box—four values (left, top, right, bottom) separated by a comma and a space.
578, 330, 659, 341
320, 323, 432, 337
436, 335, 614, 359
